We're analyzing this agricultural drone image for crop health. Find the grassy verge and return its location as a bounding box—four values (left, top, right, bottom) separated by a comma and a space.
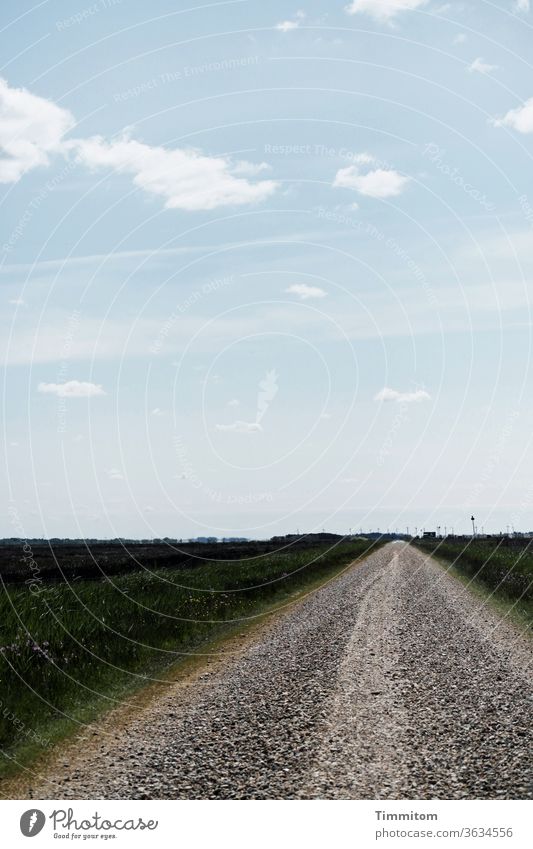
0, 539, 378, 779
412, 538, 533, 630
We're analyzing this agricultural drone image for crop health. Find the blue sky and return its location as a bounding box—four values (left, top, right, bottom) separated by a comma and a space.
2, 0, 533, 538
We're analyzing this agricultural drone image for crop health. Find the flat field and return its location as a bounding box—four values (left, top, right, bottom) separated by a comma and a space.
0, 537, 377, 776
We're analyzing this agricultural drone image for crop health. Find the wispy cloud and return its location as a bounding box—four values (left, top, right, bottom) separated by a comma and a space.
107, 467, 124, 480
453, 33, 467, 44
468, 57, 498, 74
374, 387, 431, 403
38, 380, 105, 398
0, 228, 327, 277
493, 98, 533, 133
345, 0, 428, 22
285, 283, 327, 299
514, 0, 530, 13
334, 153, 410, 198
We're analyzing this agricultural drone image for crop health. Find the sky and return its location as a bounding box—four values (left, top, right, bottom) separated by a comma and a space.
2, 0, 533, 539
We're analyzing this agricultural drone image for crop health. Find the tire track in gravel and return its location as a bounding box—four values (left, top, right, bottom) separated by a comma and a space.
300, 551, 410, 798
392, 547, 532, 799
5, 543, 532, 800
303, 545, 532, 799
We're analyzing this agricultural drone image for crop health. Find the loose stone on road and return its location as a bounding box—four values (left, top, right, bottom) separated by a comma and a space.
10, 544, 533, 799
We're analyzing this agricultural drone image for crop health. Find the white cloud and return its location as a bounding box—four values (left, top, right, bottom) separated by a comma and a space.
38, 380, 105, 398
276, 19, 300, 31
468, 57, 498, 74
345, 0, 428, 22
227, 398, 240, 407
0, 76, 278, 210
334, 154, 410, 198
107, 468, 124, 480
8, 297, 25, 305
453, 33, 467, 44
374, 386, 431, 403
514, 0, 529, 13
215, 420, 262, 433
285, 283, 327, 299
71, 135, 278, 211
493, 98, 533, 133
151, 407, 164, 416
232, 160, 270, 176
0, 77, 74, 183
276, 9, 306, 31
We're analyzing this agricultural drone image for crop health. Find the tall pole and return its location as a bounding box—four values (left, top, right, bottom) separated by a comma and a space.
471, 515, 475, 538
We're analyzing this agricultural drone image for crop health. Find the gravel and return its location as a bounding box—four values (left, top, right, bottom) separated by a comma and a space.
13, 544, 533, 799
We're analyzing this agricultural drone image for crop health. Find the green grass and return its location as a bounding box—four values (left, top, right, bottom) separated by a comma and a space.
0, 540, 377, 778
412, 537, 533, 629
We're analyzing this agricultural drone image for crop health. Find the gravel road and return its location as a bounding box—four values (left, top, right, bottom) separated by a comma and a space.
10, 543, 533, 799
